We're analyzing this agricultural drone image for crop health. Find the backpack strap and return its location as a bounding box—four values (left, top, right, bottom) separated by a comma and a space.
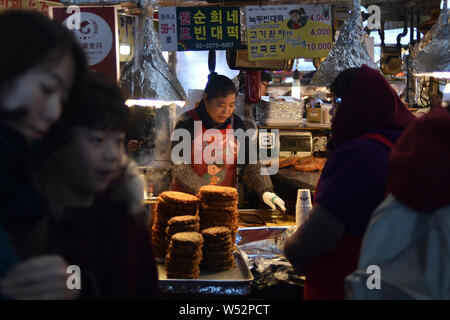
360, 133, 395, 150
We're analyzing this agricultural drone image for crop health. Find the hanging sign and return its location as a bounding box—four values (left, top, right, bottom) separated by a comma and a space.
159, 6, 241, 51
245, 4, 332, 60
0, 0, 53, 15
50, 6, 120, 82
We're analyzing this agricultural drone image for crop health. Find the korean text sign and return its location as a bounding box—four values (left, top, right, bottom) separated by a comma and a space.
159, 6, 241, 51
0, 0, 50, 14
245, 4, 332, 60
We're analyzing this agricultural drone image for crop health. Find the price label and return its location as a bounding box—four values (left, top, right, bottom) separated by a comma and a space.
246, 4, 332, 60
159, 7, 177, 51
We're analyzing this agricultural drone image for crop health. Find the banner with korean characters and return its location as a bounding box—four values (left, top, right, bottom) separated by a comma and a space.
159, 6, 241, 51
0, 0, 61, 15
245, 4, 332, 60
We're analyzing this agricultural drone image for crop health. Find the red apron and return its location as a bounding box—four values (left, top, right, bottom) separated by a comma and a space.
170, 109, 238, 193
303, 133, 394, 300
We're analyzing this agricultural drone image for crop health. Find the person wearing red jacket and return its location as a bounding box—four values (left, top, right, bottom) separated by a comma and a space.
284, 65, 416, 300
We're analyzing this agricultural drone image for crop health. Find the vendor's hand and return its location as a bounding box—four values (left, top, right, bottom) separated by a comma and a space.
0, 255, 80, 300
263, 192, 286, 211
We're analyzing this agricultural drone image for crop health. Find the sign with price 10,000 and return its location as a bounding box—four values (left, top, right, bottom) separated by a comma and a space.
246, 4, 332, 61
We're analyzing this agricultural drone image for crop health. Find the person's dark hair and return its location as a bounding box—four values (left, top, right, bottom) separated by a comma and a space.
436, 90, 443, 99
46, 72, 131, 148
289, 8, 305, 16
204, 72, 237, 101
329, 67, 359, 98
0, 10, 87, 118
261, 71, 272, 83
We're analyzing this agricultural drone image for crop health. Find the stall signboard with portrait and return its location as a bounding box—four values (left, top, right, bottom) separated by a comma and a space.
50, 6, 119, 82
159, 6, 241, 51
245, 4, 332, 60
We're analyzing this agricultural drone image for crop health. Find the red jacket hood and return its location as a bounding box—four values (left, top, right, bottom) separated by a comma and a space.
388, 107, 450, 212
330, 65, 415, 147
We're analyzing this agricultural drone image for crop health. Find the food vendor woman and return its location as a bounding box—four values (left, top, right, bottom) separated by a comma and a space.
170, 72, 285, 211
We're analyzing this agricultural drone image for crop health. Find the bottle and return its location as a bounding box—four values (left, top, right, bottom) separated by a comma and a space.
295, 189, 312, 228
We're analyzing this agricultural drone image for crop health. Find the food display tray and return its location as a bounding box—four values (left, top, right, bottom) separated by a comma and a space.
157, 249, 253, 297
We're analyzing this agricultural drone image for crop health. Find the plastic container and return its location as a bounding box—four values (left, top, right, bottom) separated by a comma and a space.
295, 189, 312, 228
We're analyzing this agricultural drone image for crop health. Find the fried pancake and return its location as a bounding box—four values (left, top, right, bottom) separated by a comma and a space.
198, 185, 238, 200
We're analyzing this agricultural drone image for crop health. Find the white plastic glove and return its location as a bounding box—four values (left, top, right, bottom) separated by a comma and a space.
263, 192, 286, 211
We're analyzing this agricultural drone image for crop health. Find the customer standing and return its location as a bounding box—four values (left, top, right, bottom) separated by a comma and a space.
283, 65, 416, 300
346, 107, 450, 299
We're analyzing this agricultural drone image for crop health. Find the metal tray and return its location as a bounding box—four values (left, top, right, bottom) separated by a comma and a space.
157, 249, 253, 296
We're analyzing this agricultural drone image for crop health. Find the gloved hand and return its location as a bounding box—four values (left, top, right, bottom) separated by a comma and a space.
263, 192, 286, 211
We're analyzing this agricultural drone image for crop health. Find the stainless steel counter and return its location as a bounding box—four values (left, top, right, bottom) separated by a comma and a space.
274, 168, 321, 191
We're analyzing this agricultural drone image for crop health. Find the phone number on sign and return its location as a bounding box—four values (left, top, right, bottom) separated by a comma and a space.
195, 42, 236, 49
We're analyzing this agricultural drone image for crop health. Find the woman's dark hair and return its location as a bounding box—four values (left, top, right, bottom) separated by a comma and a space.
203, 72, 237, 101
0, 10, 87, 117
329, 67, 359, 98
261, 71, 272, 83
46, 72, 131, 149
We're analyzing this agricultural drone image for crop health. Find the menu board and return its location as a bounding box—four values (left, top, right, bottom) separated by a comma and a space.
245, 4, 332, 60
159, 6, 241, 51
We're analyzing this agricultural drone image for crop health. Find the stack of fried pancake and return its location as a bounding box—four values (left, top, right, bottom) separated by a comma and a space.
201, 227, 235, 271
151, 191, 199, 258
197, 185, 239, 244
165, 232, 204, 279
165, 215, 200, 241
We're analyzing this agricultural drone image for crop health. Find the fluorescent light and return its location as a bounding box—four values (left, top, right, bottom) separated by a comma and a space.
119, 43, 131, 56
125, 99, 186, 108
444, 83, 450, 93
413, 72, 450, 79
162, 51, 169, 62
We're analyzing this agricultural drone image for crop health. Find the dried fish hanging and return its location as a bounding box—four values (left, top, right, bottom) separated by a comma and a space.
120, 0, 187, 100
311, 0, 378, 87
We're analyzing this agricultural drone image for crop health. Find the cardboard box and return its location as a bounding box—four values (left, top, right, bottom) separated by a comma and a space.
307, 108, 322, 123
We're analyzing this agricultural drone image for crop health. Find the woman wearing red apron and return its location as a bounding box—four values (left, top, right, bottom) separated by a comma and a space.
283, 65, 416, 300
170, 73, 285, 211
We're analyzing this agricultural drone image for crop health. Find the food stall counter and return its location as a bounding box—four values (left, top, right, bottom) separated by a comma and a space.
275, 168, 321, 191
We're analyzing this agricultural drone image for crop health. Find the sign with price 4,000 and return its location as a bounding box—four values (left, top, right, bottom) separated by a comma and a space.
246, 4, 332, 61
159, 6, 241, 51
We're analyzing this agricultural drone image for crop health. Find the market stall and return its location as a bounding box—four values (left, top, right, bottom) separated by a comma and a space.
3, 0, 447, 301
